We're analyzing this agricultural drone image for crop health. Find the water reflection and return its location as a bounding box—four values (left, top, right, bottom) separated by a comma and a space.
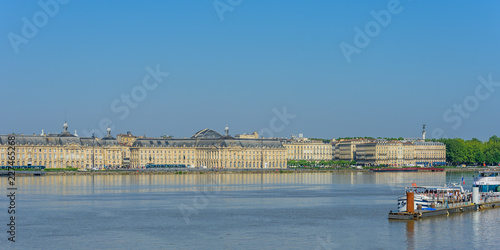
472, 210, 480, 248
0, 172, 456, 196
375, 172, 446, 190
1, 172, 448, 190
406, 220, 415, 250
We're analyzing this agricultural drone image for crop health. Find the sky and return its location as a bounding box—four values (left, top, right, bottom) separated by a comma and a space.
1, 1, 499, 140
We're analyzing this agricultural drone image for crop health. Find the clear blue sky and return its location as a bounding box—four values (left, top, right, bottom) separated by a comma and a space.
1, 1, 499, 140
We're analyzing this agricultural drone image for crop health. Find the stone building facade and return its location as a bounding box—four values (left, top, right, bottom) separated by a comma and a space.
333, 139, 371, 161
414, 141, 447, 166
355, 140, 446, 167
0, 123, 446, 169
283, 139, 333, 161
0, 122, 123, 169
130, 128, 287, 169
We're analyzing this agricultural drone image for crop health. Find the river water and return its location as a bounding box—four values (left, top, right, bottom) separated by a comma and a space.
0, 171, 498, 249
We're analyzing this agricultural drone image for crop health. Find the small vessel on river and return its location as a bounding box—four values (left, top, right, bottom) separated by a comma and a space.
397, 184, 470, 212
390, 171, 500, 219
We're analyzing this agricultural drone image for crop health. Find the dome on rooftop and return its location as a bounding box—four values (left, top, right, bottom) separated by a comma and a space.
191, 129, 223, 139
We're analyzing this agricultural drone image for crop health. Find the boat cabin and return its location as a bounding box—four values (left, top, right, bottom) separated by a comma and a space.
474, 171, 500, 193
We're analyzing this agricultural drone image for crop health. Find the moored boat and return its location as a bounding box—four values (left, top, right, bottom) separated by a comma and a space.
473, 171, 500, 193
473, 171, 500, 202
397, 184, 470, 212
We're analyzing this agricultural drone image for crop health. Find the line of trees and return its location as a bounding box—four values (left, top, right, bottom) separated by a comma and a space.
432, 136, 500, 165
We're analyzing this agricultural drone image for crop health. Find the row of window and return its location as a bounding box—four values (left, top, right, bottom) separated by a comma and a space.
0, 147, 122, 154
139, 154, 286, 161
138, 150, 285, 155
0, 160, 113, 166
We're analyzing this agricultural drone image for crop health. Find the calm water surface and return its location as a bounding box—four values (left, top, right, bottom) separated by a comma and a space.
1, 171, 498, 249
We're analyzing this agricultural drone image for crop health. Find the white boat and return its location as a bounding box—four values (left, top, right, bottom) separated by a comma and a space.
473, 171, 500, 193
397, 184, 470, 212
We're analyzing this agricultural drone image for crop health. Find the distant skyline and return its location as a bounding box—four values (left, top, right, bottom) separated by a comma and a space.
2, 1, 499, 141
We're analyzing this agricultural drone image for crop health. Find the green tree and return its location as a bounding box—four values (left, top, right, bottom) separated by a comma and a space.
484, 136, 500, 165
297, 159, 309, 166
489, 135, 500, 143
438, 138, 469, 164
466, 138, 484, 164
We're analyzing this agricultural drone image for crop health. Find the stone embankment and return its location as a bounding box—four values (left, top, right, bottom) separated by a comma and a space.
4, 167, 486, 177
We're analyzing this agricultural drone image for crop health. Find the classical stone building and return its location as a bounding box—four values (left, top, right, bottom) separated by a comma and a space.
130, 128, 287, 169
0, 122, 124, 169
356, 140, 410, 167
334, 139, 371, 161
356, 140, 446, 167
283, 138, 333, 161
414, 141, 447, 166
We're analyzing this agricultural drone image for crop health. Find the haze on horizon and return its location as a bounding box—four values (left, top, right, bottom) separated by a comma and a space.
1, 1, 499, 141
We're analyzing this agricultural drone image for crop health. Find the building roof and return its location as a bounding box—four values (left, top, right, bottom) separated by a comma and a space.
0, 134, 119, 147
117, 131, 137, 138
0, 122, 118, 147
132, 137, 284, 149
191, 128, 223, 139
99, 127, 117, 145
